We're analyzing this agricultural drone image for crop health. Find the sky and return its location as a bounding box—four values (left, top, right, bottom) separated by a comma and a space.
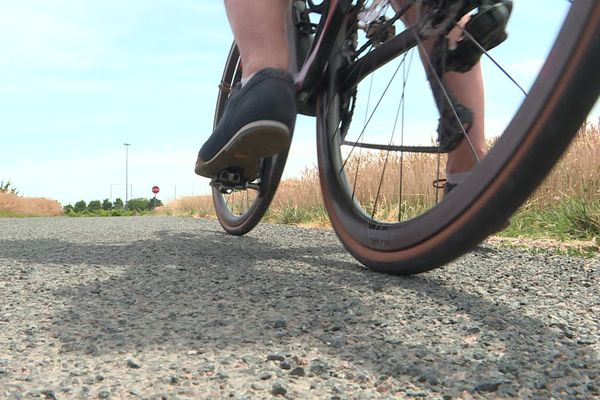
1, 0, 598, 205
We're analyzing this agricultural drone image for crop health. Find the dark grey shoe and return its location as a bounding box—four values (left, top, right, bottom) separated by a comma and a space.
195, 68, 296, 179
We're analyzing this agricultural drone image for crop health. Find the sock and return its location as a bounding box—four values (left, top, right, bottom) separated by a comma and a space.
446, 171, 471, 185
241, 72, 256, 87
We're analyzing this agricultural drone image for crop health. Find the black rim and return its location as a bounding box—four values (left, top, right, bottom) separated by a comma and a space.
317, 1, 599, 252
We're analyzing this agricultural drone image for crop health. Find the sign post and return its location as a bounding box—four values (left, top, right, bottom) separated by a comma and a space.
151, 186, 160, 209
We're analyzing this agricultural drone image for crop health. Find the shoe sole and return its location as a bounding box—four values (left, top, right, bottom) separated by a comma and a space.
195, 120, 291, 178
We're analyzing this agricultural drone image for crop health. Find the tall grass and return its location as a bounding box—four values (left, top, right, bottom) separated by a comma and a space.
268, 151, 446, 222
154, 195, 214, 218
159, 122, 600, 240
0, 192, 63, 217
530, 121, 600, 204
498, 121, 600, 241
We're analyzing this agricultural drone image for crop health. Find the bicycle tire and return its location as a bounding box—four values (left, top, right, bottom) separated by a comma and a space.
212, 43, 290, 235
316, 1, 600, 274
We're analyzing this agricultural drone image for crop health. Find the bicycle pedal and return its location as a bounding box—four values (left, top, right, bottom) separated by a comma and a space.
210, 168, 243, 192
210, 167, 258, 194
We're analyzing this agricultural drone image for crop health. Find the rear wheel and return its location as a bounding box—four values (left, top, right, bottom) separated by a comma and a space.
317, 1, 600, 274
212, 44, 290, 235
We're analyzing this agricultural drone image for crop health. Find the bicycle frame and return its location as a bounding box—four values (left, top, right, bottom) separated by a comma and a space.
288, 0, 421, 115
287, 0, 349, 115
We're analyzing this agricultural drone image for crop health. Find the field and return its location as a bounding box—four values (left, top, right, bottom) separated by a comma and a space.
158, 122, 600, 245
0, 192, 63, 217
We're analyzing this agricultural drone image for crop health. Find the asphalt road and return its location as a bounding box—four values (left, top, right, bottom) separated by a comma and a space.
0, 217, 598, 399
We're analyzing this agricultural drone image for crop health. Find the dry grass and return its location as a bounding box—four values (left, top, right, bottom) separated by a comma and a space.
159, 121, 600, 227
530, 121, 600, 205
270, 151, 447, 222
0, 192, 63, 217
343, 151, 446, 220
272, 167, 322, 209
154, 195, 214, 218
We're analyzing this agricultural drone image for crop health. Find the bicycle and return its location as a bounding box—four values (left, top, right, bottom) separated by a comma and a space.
209, 0, 600, 275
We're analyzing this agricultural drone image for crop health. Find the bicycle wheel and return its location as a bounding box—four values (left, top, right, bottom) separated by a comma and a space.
211, 43, 290, 235
317, 1, 600, 274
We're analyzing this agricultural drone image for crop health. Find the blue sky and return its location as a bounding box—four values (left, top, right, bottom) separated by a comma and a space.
1, 0, 598, 205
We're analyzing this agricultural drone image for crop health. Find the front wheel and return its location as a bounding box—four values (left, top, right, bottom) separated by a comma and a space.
317, 1, 600, 274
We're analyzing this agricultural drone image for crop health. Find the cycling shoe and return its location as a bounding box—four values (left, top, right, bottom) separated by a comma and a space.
195, 68, 297, 180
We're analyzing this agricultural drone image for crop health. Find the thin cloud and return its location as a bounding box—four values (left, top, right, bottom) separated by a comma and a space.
180, 1, 223, 15
509, 58, 544, 77
145, 52, 219, 66
0, 2, 125, 71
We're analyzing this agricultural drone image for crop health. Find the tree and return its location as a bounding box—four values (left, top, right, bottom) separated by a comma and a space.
88, 200, 102, 212
114, 198, 124, 209
127, 198, 151, 211
63, 204, 74, 213
74, 200, 87, 213
102, 199, 113, 210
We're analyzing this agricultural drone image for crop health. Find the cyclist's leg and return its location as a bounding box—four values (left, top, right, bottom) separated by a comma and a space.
224, 0, 289, 78
443, 26, 486, 175
392, 1, 486, 177
195, 0, 296, 179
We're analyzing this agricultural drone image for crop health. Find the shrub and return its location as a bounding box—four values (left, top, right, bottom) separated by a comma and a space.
102, 199, 113, 210
88, 200, 102, 212
126, 198, 151, 211
73, 200, 87, 213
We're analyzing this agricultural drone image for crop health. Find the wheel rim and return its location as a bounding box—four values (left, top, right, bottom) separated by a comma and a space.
318, 1, 600, 253
212, 152, 288, 229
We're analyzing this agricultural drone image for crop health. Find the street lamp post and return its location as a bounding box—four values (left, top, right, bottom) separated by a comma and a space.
124, 143, 131, 206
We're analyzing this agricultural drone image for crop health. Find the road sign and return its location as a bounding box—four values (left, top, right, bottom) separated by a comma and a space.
152, 186, 160, 194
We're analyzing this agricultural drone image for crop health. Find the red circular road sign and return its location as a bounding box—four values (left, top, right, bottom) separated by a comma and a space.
152, 186, 160, 194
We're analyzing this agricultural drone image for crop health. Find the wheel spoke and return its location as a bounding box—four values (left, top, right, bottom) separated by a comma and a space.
434, 151, 442, 204
397, 60, 407, 221
373, 50, 414, 219
340, 52, 409, 174
455, 24, 527, 97
351, 73, 375, 201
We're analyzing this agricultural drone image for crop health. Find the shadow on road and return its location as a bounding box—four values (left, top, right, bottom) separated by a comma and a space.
0, 220, 596, 396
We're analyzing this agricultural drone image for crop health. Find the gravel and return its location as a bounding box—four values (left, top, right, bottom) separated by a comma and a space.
0, 216, 598, 399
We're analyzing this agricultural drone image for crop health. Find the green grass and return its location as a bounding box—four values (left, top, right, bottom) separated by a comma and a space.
255, 197, 600, 257
242, 197, 600, 243
65, 209, 154, 217
0, 210, 36, 218
491, 198, 600, 257
498, 198, 600, 241
264, 203, 330, 226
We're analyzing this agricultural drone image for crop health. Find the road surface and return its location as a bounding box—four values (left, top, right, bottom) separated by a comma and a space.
0, 217, 598, 399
